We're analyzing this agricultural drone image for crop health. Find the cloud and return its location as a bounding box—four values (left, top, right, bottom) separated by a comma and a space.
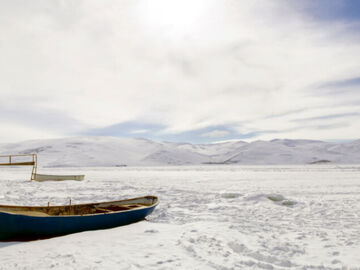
84, 121, 164, 138
0, 98, 86, 142
316, 77, 360, 96
320, 77, 360, 89
0, 0, 359, 142
293, 112, 360, 122
200, 130, 230, 138
289, 0, 360, 23
130, 129, 149, 134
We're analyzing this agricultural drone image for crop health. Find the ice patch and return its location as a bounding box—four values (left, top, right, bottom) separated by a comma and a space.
220, 192, 242, 199
245, 193, 297, 207
281, 200, 297, 206
144, 229, 159, 233
267, 194, 286, 202
244, 193, 268, 202
267, 194, 297, 207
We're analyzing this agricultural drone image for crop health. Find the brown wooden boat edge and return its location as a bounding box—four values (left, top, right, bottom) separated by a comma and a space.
0, 196, 159, 217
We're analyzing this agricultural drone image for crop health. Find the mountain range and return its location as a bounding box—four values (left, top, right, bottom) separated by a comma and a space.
0, 137, 359, 167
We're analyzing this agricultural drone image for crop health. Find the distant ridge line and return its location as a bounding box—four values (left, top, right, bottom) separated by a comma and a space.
0, 137, 359, 166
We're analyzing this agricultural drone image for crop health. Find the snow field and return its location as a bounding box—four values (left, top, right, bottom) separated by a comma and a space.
0, 165, 360, 269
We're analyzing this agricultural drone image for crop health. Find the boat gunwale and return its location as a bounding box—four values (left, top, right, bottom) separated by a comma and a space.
0, 195, 159, 218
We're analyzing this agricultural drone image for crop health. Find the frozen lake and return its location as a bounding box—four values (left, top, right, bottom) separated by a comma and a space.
1, 165, 360, 269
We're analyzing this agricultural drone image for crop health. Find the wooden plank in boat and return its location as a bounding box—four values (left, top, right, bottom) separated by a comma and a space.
1, 210, 50, 217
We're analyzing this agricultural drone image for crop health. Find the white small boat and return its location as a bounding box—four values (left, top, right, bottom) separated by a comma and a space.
33, 173, 85, 182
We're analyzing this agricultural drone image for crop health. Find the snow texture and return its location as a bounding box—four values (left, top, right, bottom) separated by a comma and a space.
0, 137, 360, 166
0, 165, 360, 269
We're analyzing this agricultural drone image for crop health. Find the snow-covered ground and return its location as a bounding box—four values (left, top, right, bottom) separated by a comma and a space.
1, 165, 360, 269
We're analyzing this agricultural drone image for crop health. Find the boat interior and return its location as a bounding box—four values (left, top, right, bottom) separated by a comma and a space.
0, 196, 158, 217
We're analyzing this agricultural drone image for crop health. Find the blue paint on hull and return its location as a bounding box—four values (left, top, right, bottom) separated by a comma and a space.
0, 204, 157, 240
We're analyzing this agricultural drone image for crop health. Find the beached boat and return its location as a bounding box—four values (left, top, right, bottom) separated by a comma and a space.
0, 196, 159, 240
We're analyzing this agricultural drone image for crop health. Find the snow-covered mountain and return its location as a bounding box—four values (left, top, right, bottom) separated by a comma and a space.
0, 137, 359, 166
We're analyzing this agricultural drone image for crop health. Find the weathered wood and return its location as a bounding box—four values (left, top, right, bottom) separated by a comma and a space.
0, 154, 37, 181
0, 196, 158, 216
0, 161, 35, 166
33, 173, 85, 182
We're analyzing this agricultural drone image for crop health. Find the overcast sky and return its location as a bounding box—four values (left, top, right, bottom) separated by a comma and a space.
1, 0, 359, 143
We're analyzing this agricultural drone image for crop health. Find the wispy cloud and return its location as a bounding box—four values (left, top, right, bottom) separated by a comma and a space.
200, 130, 230, 138
320, 77, 360, 89
290, 0, 360, 23
293, 112, 360, 122
0, 98, 85, 141
84, 121, 164, 138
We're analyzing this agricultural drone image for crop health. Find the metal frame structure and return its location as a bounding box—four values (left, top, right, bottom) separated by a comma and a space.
0, 154, 38, 181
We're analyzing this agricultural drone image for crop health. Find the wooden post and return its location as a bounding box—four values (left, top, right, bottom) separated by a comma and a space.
30, 154, 37, 181
0, 154, 38, 181
69, 199, 72, 214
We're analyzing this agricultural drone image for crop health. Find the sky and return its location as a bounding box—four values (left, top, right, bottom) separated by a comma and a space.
0, 0, 359, 143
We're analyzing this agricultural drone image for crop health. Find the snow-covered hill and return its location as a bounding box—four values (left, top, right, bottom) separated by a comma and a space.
0, 137, 359, 167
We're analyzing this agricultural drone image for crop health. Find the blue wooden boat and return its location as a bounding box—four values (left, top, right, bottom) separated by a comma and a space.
0, 196, 158, 241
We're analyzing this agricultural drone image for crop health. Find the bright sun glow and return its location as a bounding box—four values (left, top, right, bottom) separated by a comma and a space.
134, 0, 220, 41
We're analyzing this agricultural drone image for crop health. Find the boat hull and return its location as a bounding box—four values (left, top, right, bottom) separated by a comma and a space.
0, 197, 158, 241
